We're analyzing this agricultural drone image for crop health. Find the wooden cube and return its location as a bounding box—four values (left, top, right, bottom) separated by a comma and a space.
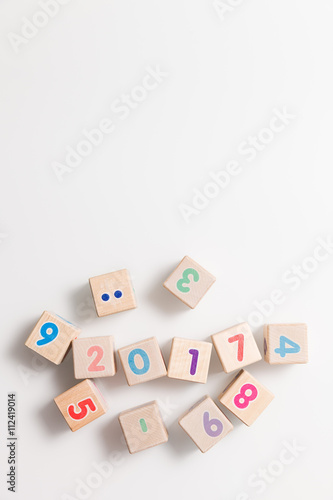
167, 337, 212, 383
119, 401, 168, 454
118, 337, 167, 386
25, 311, 80, 365
219, 369, 274, 426
163, 256, 216, 309
179, 396, 233, 453
264, 323, 308, 364
54, 379, 107, 432
211, 322, 262, 373
73, 336, 116, 379
89, 269, 137, 317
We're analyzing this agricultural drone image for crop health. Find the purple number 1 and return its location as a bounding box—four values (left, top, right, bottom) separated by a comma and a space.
189, 349, 199, 375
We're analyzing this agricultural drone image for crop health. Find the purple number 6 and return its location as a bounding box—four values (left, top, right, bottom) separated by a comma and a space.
189, 349, 199, 375
203, 411, 223, 437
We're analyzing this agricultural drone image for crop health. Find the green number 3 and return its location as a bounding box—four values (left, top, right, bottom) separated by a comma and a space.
176, 268, 200, 293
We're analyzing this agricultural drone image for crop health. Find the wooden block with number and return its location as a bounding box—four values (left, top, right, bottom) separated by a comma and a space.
219, 369, 274, 426
25, 311, 80, 365
211, 322, 262, 373
118, 337, 167, 386
163, 256, 216, 309
264, 323, 308, 364
179, 396, 233, 453
89, 269, 137, 317
119, 401, 168, 454
73, 336, 116, 379
167, 337, 212, 383
54, 379, 107, 432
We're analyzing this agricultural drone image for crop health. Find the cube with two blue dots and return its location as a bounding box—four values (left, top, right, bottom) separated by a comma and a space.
89, 269, 137, 317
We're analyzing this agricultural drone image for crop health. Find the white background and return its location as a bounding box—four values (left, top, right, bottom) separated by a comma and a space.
0, 1, 332, 499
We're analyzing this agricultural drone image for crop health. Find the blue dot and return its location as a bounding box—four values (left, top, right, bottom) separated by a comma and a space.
101, 293, 110, 302
114, 290, 122, 299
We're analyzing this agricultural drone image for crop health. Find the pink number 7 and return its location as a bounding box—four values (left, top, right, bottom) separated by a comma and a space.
228, 334, 244, 362
67, 398, 97, 421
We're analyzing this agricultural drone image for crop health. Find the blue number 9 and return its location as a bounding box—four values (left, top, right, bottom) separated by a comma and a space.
36, 322, 59, 346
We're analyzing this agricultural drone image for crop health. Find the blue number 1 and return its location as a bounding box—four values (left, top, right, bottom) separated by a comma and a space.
275, 336, 300, 358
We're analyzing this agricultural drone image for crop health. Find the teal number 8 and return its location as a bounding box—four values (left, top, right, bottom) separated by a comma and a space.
176, 268, 200, 293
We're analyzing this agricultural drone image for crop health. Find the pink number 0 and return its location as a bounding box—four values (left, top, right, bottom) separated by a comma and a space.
87, 345, 105, 372
234, 383, 258, 409
67, 398, 97, 420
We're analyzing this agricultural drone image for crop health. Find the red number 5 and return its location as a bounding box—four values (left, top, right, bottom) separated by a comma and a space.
67, 398, 97, 420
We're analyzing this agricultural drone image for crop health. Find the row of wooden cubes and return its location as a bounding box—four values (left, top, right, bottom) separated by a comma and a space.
25, 311, 308, 376
54, 368, 274, 453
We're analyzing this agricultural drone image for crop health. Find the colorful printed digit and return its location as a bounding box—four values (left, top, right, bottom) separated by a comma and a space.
139, 418, 148, 433
274, 336, 300, 358
228, 333, 244, 362
189, 349, 199, 375
234, 383, 258, 410
36, 322, 59, 346
176, 268, 200, 293
128, 348, 150, 375
67, 398, 97, 420
87, 345, 106, 372
203, 411, 223, 437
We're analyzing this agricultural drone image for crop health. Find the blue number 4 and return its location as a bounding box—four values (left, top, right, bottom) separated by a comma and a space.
275, 336, 300, 358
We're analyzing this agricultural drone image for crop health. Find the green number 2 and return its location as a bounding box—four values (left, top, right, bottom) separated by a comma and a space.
176, 268, 200, 293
